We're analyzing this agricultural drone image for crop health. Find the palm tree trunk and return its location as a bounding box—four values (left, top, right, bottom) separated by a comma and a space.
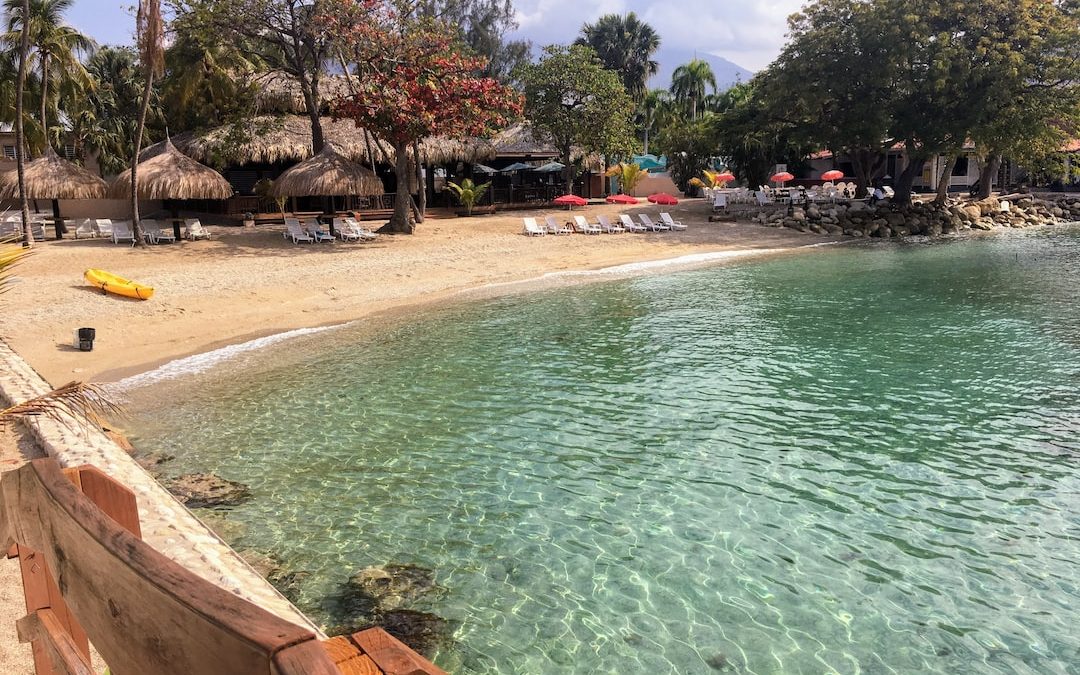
643, 126, 649, 156
15, 0, 32, 248
40, 53, 50, 143
130, 70, 155, 248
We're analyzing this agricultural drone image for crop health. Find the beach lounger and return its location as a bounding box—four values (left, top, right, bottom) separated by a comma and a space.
596, 214, 625, 233
660, 213, 687, 231
73, 218, 95, 239
0, 221, 17, 238
93, 219, 113, 238
307, 222, 334, 243
523, 217, 546, 236
343, 217, 378, 241
619, 214, 648, 232
544, 215, 572, 235
333, 218, 363, 242
637, 214, 669, 232
572, 215, 601, 235
30, 222, 46, 241
111, 221, 136, 245
712, 193, 727, 211
286, 221, 314, 244
185, 218, 211, 241
143, 220, 176, 244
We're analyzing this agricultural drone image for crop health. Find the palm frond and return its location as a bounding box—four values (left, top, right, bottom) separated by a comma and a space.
0, 240, 31, 296
0, 381, 123, 429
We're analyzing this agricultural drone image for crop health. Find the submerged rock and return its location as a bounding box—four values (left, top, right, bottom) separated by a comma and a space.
268, 569, 312, 604
347, 563, 447, 611
166, 472, 252, 508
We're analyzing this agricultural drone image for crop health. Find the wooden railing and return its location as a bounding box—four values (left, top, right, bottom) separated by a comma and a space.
1, 459, 446, 675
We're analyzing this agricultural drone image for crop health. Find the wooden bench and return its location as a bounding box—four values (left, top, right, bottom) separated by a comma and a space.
1, 459, 445, 675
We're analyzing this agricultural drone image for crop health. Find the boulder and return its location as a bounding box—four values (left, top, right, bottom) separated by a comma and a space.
166, 473, 252, 508
962, 205, 982, 221
346, 563, 446, 612
807, 206, 821, 219
972, 219, 994, 231
885, 213, 906, 228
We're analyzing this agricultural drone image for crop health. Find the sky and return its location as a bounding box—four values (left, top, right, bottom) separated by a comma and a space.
63, 0, 807, 73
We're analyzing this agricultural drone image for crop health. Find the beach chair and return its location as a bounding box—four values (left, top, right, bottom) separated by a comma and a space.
93, 219, 114, 238
596, 214, 625, 233
638, 214, 669, 232
286, 221, 314, 244
343, 217, 378, 241
185, 218, 211, 241
659, 213, 687, 231
544, 215, 572, 235
333, 218, 363, 242
713, 193, 727, 212
305, 221, 334, 243
619, 214, 648, 232
30, 222, 46, 241
572, 215, 601, 235
73, 218, 95, 239
0, 221, 17, 238
755, 190, 769, 207
522, 217, 546, 236
144, 220, 175, 244
111, 221, 135, 245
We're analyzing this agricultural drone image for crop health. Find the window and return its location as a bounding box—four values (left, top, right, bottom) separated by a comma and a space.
62, 145, 77, 160
952, 156, 969, 176
2, 145, 15, 160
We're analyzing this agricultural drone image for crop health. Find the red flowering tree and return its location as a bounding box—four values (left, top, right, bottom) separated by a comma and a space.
327, 1, 522, 233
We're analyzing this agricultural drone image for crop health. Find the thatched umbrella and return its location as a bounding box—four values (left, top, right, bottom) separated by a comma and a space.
272, 144, 384, 234
0, 147, 107, 239
109, 139, 233, 240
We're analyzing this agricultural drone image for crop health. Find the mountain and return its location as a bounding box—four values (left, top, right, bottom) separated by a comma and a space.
649, 49, 755, 92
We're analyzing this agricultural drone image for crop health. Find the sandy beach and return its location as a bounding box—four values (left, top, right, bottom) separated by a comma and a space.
3, 201, 833, 387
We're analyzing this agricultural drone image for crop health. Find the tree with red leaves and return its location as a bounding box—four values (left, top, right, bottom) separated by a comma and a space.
327, 1, 522, 233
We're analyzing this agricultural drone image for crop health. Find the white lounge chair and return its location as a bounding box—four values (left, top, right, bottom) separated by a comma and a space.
112, 221, 135, 245
659, 213, 687, 231
93, 219, 114, 238
71, 219, 93, 239
596, 214, 625, 233
544, 215, 572, 235
286, 221, 314, 244
185, 218, 211, 241
619, 214, 648, 232
572, 215, 601, 235
637, 214, 669, 231
143, 220, 175, 244
755, 190, 769, 207
712, 193, 727, 211
333, 218, 364, 242
522, 217, 546, 236
306, 222, 334, 243
343, 217, 378, 241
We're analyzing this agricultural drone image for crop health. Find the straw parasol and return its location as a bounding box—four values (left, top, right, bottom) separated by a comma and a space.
0, 147, 108, 239
272, 143, 384, 198
109, 139, 234, 239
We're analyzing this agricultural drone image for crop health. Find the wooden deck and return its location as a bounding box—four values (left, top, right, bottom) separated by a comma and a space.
1, 459, 446, 675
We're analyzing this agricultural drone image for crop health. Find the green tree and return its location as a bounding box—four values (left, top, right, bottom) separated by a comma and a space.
405, 0, 531, 83
517, 44, 636, 194
670, 58, 716, 121
710, 85, 812, 190
445, 178, 489, 214
576, 12, 660, 100
2, 0, 94, 147
636, 88, 670, 155
655, 118, 715, 193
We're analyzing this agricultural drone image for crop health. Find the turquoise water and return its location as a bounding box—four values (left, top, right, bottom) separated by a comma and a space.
126, 227, 1080, 674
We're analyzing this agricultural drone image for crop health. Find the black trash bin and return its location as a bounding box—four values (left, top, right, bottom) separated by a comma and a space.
77, 327, 96, 352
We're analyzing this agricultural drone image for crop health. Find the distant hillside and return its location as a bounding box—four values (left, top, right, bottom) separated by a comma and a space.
650, 50, 755, 92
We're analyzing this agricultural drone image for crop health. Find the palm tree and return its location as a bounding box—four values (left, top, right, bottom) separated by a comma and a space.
3, 0, 95, 145
576, 12, 660, 100
637, 89, 671, 155
445, 178, 490, 215
671, 58, 717, 121
130, 0, 164, 248
604, 162, 647, 194
10, 0, 32, 247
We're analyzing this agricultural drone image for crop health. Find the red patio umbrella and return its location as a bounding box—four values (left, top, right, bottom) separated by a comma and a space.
821, 170, 844, 181
553, 194, 588, 209
606, 194, 639, 204
648, 193, 679, 205
770, 172, 795, 184
715, 172, 736, 183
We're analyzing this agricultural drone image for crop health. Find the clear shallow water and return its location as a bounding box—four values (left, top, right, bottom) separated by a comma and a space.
126, 227, 1080, 674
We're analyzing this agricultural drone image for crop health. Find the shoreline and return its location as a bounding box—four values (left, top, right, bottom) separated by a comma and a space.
3, 202, 840, 387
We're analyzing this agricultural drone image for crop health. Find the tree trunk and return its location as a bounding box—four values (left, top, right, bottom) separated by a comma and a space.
15, 0, 32, 248
935, 155, 957, 204
977, 155, 1002, 199
413, 140, 425, 223
39, 53, 49, 142
130, 70, 155, 248
385, 141, 416, 234
893, 156, 926, 208
850, 148, 885, 198
561, 150, 574, 195
643, 126, 649, 156
299, 79, 324, 153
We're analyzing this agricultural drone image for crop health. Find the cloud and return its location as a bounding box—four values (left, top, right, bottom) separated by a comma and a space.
513, 0, 629, 46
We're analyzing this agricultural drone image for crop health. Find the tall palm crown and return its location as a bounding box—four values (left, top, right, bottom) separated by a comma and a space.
3, 0, 94, 143
577, 12, 660, 99
671, 58, 717, 120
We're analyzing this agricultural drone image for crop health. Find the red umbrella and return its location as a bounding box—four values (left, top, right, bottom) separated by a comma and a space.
553, 194, 588, 209
648, 193, 679, 205
770, 172, 795, 183
605, 194, 638, 204
821, 170, 844, 181
716, 172, 736, 183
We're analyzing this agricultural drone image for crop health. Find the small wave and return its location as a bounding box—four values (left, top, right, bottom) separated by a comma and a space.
110, 324, 343, 391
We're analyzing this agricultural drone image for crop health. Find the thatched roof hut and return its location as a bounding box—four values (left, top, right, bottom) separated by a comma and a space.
272, 144, 384, 197
490, 123, 601, 167
0, 146, 107, 200
146, 115, 497, 168
109, 140, 234, 200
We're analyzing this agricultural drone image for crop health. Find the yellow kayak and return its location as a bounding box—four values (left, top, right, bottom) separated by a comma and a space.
85, 268, 154, 300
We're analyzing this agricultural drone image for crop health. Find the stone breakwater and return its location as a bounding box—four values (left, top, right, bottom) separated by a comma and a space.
728, 194, 1078, 238
0, 340, 320, 634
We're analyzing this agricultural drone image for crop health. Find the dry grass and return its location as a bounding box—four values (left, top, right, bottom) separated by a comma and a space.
108, 140, 233, 200
272, 144, 384, 197
0, 147, 107, 200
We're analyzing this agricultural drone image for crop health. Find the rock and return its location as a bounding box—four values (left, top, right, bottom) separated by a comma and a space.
706, 651, 736, 671
791, 208, 807, 222
972, 219, 994, 231
368, 609, 457, 659
962, 205, 982, 221
134, 451, 175, 476
346, 564, 446, 612
238, 549, 281, 579
166, 473, 252, 509
807, 206, 821, 219
825, 225, 844, 235
267, 569, 311, 604
974, 197, 1000, 216
885, 213, 906, 228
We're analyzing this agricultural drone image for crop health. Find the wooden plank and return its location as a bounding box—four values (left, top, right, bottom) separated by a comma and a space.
74, 466, 142, 538
271, 638, 344, 675
350, 629, 447, 675
15, 610, 94, 675
0, 459, 336, 675
321, 637, 381, 675
17, 544, 91, 675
